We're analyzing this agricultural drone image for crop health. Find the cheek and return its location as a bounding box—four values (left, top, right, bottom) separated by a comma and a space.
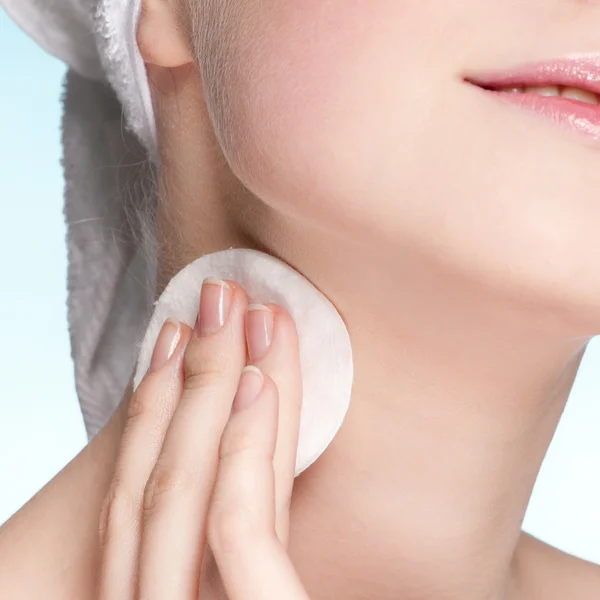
196, 1, 600, 324
201, 0, 446, 239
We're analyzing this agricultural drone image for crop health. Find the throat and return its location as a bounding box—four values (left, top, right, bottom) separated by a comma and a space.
284, 296, 585, 600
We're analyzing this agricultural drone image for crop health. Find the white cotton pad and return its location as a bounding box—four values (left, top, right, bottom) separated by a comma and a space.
133, 248, 354, 476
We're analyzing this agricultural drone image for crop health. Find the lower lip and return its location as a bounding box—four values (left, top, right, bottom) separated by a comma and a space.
478, 88, 600, 142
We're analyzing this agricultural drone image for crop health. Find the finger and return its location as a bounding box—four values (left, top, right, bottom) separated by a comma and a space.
136, 278, 248, 600
245, 303, 302, 546
97, 319, 192, 600
208, 369, 309, 600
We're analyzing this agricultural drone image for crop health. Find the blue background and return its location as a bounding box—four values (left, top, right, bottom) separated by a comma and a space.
0, 9, 87, 522
1, 7, 599, 564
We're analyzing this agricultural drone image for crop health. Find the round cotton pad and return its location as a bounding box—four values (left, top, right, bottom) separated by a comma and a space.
134, 248, 354, 476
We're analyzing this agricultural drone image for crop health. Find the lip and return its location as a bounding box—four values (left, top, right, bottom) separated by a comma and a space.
465, 54, 600, 96
464, 55, 600, 143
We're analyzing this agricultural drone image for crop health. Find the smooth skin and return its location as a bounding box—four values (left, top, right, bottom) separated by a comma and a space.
0, 278, 308, 599
2, 0, 600, 598
142, 1, 600, 598
98, 278, 306, 599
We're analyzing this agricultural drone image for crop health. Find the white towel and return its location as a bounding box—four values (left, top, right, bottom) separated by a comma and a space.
61, 69, 157, 437
3, 0, 160, 436
2, 0, 157, 157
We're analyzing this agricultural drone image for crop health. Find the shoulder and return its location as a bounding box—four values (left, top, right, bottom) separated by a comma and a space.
513, 532, 600, 599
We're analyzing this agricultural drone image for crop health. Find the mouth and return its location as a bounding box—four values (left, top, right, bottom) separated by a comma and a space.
464, 55, 600, 142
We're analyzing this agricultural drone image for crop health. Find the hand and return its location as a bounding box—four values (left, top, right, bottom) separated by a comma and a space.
97, 278, 310, 599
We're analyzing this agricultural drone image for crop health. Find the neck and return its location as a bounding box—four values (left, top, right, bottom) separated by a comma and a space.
153, 68, 590, 598
260, 215, 586, 600
164, 204, 586, 599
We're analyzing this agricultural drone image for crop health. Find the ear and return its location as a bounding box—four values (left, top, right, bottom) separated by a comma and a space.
138, 0, 194, 67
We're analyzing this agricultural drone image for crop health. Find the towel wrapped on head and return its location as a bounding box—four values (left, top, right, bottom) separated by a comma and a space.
4, 0, 159, 437
3, 0, 157, 156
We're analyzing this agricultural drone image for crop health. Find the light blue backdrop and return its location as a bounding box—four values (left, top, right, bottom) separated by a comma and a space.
0, 8, 599, 565
0, 10, 87, 521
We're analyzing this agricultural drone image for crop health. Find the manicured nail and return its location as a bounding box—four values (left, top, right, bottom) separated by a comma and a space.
232, 366, 265, 412
246, 304, 274, 362
150, 319, 182, 372
196, 277, 232, 336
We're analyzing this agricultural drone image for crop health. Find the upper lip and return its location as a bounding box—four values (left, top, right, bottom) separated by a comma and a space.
464, 54, 600, 96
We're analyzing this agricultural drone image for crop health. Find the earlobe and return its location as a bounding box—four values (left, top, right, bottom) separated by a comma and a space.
138, 0, 194, 67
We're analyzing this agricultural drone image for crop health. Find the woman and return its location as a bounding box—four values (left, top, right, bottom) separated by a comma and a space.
1, 0, 600, 598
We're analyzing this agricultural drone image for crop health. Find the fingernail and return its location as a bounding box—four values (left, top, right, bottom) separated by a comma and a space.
246, 304, 274, 362
232, 366, 265, 412
196, 277, 232, 336
150, 319, 182, 372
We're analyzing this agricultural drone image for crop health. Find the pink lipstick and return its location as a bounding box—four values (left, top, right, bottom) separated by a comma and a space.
464, 56, 600, 142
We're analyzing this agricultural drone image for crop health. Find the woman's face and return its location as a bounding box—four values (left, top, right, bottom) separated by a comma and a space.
195, 1, 600, 320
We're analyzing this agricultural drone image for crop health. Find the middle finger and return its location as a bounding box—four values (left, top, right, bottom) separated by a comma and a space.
136, 278, 248, 599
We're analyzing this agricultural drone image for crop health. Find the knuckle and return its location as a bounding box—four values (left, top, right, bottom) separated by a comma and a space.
98, 481, 137, 549
126, 382, 156, 422
219, 425, 257, 461
220, 433, 274, 468
183, 336, 241, 389
208, 503, 258, 555
219, 415, 275, 465
126, 391, 147, 421
143, 462, 198, 518
183, 369, 227, 395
